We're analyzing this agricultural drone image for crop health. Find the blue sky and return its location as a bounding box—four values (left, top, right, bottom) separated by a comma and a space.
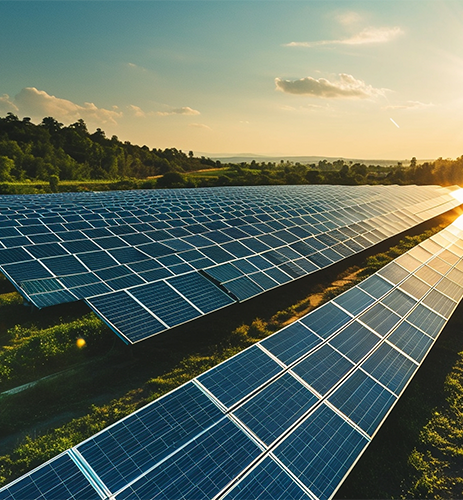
1, 1, 463, 160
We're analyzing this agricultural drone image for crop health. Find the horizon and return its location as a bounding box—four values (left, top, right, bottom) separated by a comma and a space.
1, 1, 463, 159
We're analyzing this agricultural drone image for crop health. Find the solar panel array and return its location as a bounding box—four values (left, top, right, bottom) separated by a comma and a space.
3, 214, 463, 500
0, 185, 460, 343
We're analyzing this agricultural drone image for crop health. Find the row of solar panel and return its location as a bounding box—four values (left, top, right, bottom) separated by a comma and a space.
0, 187, 458, 344
0, 186, 455, 248
3, 216, 463, 500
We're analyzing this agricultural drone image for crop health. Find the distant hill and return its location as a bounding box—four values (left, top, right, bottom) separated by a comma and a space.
201, 153, 417, 167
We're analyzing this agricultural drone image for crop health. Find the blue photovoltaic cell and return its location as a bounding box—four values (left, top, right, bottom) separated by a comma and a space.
222, 457, 311, 500
106, 273, 145, 290
32, 289, 77, 308
2, 260, 52, 282
224, 275, 263, 301
137, 241, 173, 258
0, 453, 101, 500
248, 271, 278, 291
87, 291, 166, 343
203, 263, 243, 283
71, 283, 112, 299
233, 373, 319, 445
59, 272, 100, 287
358, 303, 401, 337
261, 321, 322, 366
333, 287, 375, 316
95, 265, 134, 281
406, 303, 446, 338
108, 247, 150, 264
41, 255, 88, 276
78, 382, 224, 493
61, 239, 100, 254
357, 274, 394, 299
115, 418, 261, 500
300, 302, 351, 339
328, 369, 396, 436
198, 345, 282, 408
129, 281, 201, 327
168, 272, 234, 313
329, 321, 381, 364
93, 236, 128, 249
232, 259, 259, 274
0, 247, 32, 265
274, 403, 368, 500
26, 243, 69, 259
381, 289, 417, 316
265, 266, 292, 284
200, 245, 235, 263
77, 251, 118, 270
292, 344, 355, 396
387, 322, 433, 363
20, 277, 63, 295
361, 343, 418, 395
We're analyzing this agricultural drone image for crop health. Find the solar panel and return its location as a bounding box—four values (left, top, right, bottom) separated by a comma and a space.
4, 209, 463, 500
0, 185, 461, 346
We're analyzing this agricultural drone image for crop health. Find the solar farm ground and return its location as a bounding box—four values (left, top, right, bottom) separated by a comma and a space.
1, 210, 463, 497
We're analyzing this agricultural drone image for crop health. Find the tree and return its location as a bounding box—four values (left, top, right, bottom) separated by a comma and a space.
0, 156, 14, 181
156, 172, 187, 188
49, 174, 59, 193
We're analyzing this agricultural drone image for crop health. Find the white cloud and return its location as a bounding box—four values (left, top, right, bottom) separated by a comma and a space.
0, 94, 19, 114
128, 104, 146, 117
127, 104, 201, 118
383, 101, 434, 110
14, 87, 122, 124
189, 123, 211, 130
336, 11, 362, 26
285, 26, 403, 48
157, 106, 200, 116
281, 103, 327, 112
127, 62, 147, 72
275, 73, 387, 99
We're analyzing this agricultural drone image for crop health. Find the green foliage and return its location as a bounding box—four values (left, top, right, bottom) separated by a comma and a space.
0, 314, 109, 388
48, 174, 59, 193
0, 390, 142, 486
406, 351, 463, 498
0, 114, 218, 183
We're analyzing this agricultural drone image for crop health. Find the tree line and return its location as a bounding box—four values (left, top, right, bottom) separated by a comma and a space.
0, 113, 217, 182
0, 113, 462, 189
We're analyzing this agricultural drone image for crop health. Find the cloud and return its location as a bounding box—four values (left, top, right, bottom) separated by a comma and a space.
127, 104, 201, 118
383, 100, 434, 110
13, 87, 122, 124
275, 73, 387, 99
127, 62, 147, 72
336, 11, 362, 26
0, 94, 19, 114
281, 103, 327, 112
128, 104, 146, 117
189, 123, 211, 130
285, 26, 403, 48
157, 106, 200, 116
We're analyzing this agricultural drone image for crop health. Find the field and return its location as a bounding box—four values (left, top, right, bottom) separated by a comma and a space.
0, 213, 463, 497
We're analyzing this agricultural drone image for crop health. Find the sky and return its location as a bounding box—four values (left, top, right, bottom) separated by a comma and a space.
1, 1, 463, 160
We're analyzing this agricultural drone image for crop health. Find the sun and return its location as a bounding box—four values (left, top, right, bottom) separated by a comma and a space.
76, 337, 86, 349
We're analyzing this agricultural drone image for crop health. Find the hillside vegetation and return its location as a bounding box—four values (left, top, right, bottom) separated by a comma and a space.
1, 113, 463, 194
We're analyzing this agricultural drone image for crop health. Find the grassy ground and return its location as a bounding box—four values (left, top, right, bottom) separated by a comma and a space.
0, 218, 462, 495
